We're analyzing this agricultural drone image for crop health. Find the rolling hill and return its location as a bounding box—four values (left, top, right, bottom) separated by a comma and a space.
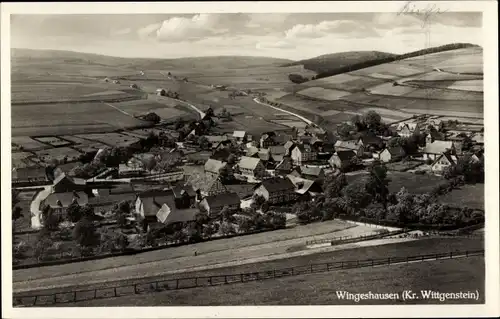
282, 51, 397, 74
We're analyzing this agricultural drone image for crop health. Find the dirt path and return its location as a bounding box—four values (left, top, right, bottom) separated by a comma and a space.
253, 98, 314, 125
29, 186, 52, 230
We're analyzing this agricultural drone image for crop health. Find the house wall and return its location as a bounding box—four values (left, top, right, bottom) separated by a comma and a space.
379, 150, 391, 163
135, 197, 144, 218
208, 202, 239, 217
254, 185, 270, 201
423, 153, 439, 161
329, 156, 342, 169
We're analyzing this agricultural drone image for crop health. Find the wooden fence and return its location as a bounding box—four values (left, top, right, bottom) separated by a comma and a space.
13, 249, 484, 307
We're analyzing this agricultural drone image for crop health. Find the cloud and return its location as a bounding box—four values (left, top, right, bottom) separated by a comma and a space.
285, 20, 379, 40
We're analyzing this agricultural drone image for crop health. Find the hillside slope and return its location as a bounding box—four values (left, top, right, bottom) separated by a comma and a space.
282, 51, 396, 74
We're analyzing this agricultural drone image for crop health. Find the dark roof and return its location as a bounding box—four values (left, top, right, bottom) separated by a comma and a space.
172, 183, 197, 198
203, 192, 240, 208
258, 177, 295, 193
295, 144, 313, 153
269, 145, 286, 156
387, 146, 405, 157
359, 134, 383, 145
274, 133, 292, 144
137, 190, 174, 217
429, 130, 446, 140
210, 148, 232, 161
300, 166, 324, 177
333, 150, 356, 161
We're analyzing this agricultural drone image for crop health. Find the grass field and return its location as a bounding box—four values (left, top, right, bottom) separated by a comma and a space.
34, 147, 82, 163
347, 171, 444, 194
437, 184, 484, 210
20, 237, 483, 305
297, 87, 351, 101
11, 137, 50, 151
62, 256, 484, 306
75, 133, 141, 147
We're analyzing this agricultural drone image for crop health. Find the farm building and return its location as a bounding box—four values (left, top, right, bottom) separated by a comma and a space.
430, 152, 458, 174
357, 135, 384, 150
204, 159, 228, 178
287, 174, 323, 201
172, 183, 197, 208
210, 148, 232, 162
253, 177, 297, 205
113, 80, 121, 84
12, 167, 49, 184
329, 151, 357, 170
290, 144, 317, 165
238, 156, 266, 179
334, 140, 364, 157
246, 146, 260, 157
135, 189, 197, 226
205, 135, 229, 148
260, 132, 277, 149
52, 173, 86, 193
284, 140, 297, 156
199, 192, 241, 217
397, 123, 420, 138
42, 191, 89, 214
187, 173, 229, 197
297, 166, 326, 182
275, 156, 293, 175
422, 141, 456, 161
425, 130, 446, 144
257, 148, 273, 163
379, 146, 406, 163
156, 88, 167, 96
233, 131, 248, 143
129, 83, 139, 89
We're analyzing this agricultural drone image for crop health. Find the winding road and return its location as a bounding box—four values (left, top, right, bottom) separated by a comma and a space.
252, 97, 314, 126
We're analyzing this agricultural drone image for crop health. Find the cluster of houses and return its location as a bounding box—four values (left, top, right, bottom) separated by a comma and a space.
19, 111, 484, 232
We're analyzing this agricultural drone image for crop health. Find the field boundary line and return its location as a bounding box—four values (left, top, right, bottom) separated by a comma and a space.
13, 249, 484, 307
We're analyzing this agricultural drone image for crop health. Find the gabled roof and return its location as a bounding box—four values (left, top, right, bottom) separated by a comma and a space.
246, 146, 259, 157
53, 172, 86, 186
205, 135, 229, 144
300, 166, 324, 177
44, 191, 89, 209
172, 183, 196, 198
358, 134, 383, 146
269, 145, 286, 156
210, 148, 231, 162
156, 195, 198, 224
386, 146, 405, 157
286, 175, 322, 194
284, 140, 296, 150
335, 140, 361, 151
137, 189, 174, 217
258, 149, 272, 161
238, 156, 262, 171
233, 131, 247, 138
258, 177, 295, 193
331, 150, 356, 161
432, 152, 458, 166
423, 140, 454, 154
203, 192, 240, 208
204, 159, 227, 173
294, 143, 313, 153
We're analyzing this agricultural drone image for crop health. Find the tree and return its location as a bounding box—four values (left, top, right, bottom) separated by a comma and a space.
66, 201, 82, 222
220, 221, 236, 236
351, 115, 366, 132
205, 107, 214, 117
337, 123, 354, 139
174, 118, 184, 130
323, 173, 347, 199
197, 136, 210, 150
220, 206, 234, 222
252, 194, 267, 210
237, 217, 253, 233
41, 205, 59, 231
363, 111, 381, 129
288, 73, 309, 84
73, 217, 99, 249
100, 229, 129, 253
365, 163, 390, 209
292, 202, 313, 224
34, 234, 53, 262
219, 165, 234, 183
13, 206, 23, 223
342, 179, 373, 211
142, 156, 157, 173
143, 112, 161, 123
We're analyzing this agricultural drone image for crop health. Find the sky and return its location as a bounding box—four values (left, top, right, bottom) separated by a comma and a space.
10, 12, 482, 61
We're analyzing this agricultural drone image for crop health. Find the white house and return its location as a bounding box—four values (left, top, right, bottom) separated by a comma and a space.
431, 152, 458, 174
422, 141, 455, 161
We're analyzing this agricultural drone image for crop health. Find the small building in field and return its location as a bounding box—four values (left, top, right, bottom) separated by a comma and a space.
199, 192, 241, 217
290, 144, 317, 165
156, 88, 167, 96
422, 141, 455, 161
430, 152, 458, 174
329, 151, 357, 170
113, 80, 121, 84
130, 83, 139, 89
238, 156, 266, 179
357, 135, 384, 151
253, 177, 297, 205
379, 146, 406, 163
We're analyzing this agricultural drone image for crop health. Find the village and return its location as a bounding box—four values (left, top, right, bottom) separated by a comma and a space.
11, 104, 485, 266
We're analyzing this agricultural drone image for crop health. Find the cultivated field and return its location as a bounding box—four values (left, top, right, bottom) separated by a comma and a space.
34, 147, 83, 163
11, 136, 50, 151
347, 171, 445, 194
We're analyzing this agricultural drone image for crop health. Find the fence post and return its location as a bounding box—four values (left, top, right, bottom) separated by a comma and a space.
209, 277, 212, 286
273, 269, 276, 278
466, 250, 468, 257
195, 277, 198, 287
53, 294, 57, 304
357, 260, 360, 267
176, 279, 179, 289
114, 287, 117, 297
371, 259, 374, 267
341, 261, 344, 269
33, 296, 38, 306
224, 275, 228, 284
310, 264, 313, 273
388, 257, 391, 265
241, 273, 244, 282
450, 251, 453, 259
74, 291, 77, 302
291, 268, 294, 276
94, 289, 97, 299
